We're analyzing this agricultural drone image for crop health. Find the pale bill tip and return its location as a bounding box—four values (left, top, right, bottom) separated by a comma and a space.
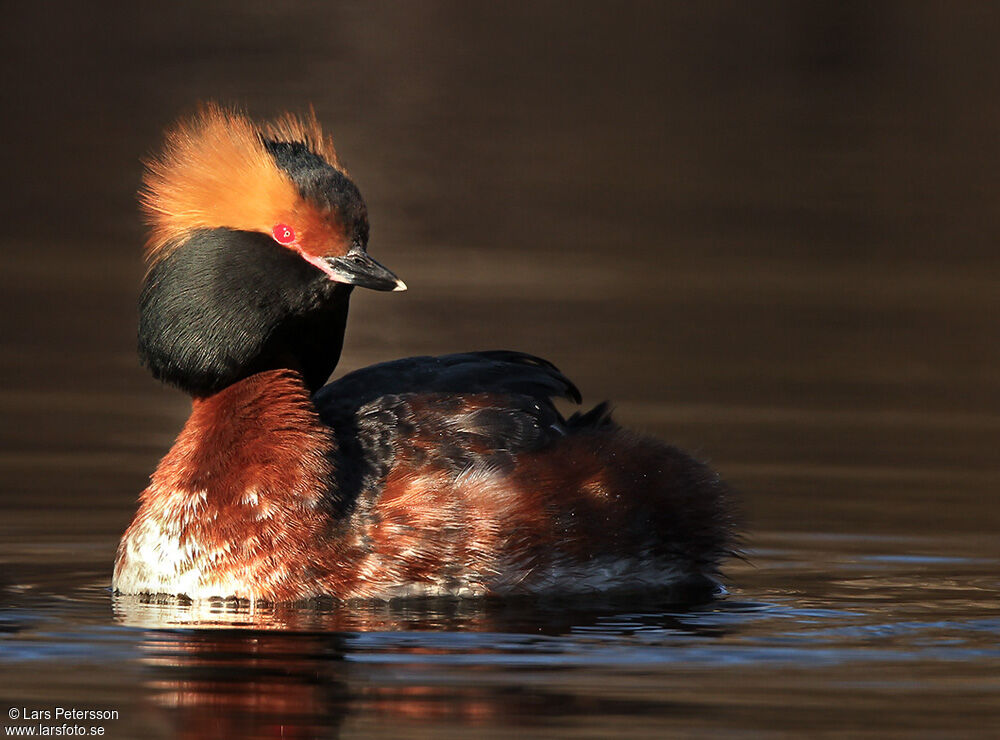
392, 279, 408, 292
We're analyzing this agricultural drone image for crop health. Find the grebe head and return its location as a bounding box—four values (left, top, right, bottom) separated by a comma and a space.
137, 104, 404, 397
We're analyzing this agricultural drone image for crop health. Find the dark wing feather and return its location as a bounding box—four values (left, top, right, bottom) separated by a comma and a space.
312, 352, 603, 511
314, 351, 581, 410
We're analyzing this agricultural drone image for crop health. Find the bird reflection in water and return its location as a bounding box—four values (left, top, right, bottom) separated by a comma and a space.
113, 594, 725, 738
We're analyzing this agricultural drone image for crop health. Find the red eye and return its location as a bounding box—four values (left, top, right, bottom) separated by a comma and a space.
272, 223, 296, 244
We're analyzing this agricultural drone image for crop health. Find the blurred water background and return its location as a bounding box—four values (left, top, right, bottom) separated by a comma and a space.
1, 2, 999, 737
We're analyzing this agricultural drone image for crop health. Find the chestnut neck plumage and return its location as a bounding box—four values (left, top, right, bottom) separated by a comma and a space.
155, 369, 335, 503
115, 368, 341, 600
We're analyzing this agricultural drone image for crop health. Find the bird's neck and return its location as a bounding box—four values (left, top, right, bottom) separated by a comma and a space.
274, 286, 352, 393
153, 369, 335, 503
116, 369, 340, 599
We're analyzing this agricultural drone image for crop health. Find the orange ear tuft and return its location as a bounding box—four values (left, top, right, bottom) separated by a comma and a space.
262, 105, 344, 172
141, 104, 302, 260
